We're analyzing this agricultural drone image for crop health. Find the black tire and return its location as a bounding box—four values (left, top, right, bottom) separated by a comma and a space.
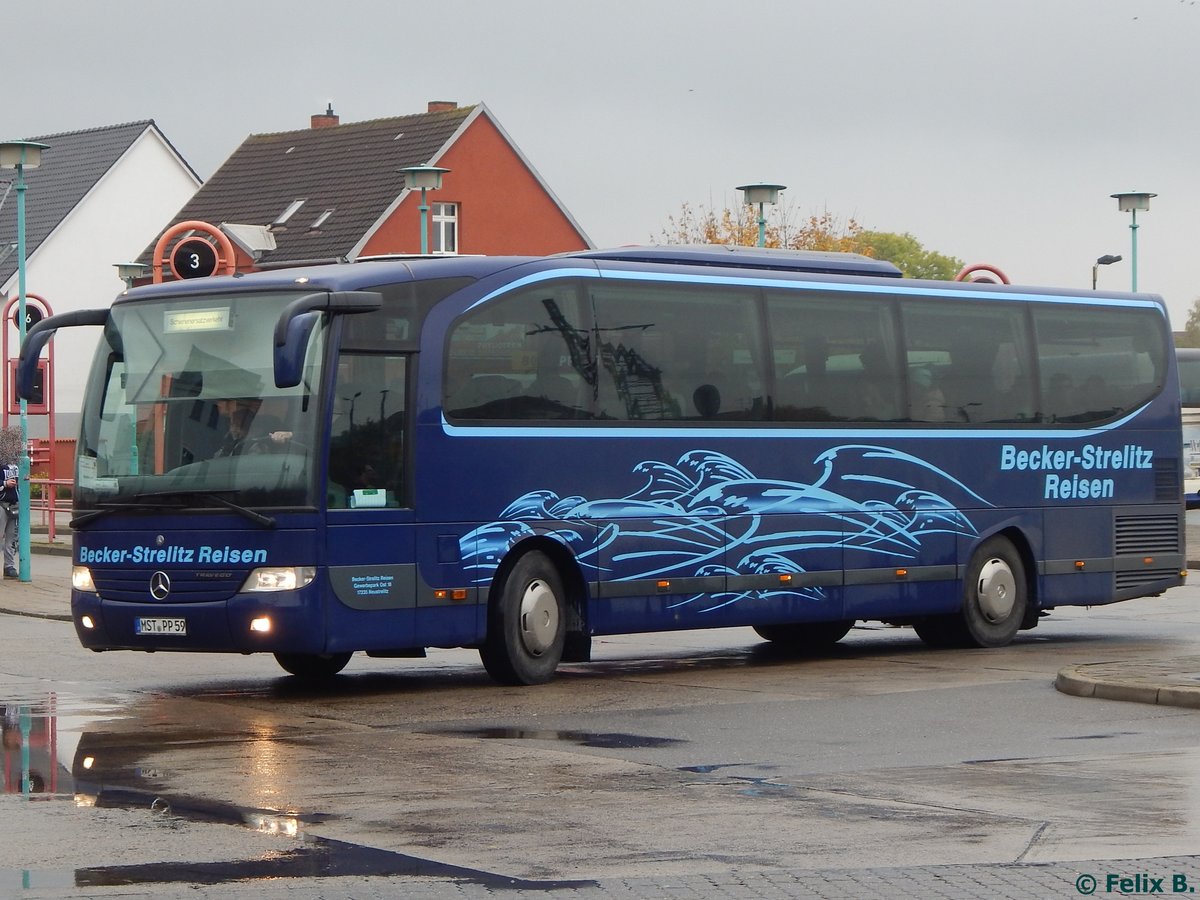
753, 619, 854, 651
479, 551, 565, 685
274, 651, 353, 678
913, 536, 1027, 649
911, 616, 966, 648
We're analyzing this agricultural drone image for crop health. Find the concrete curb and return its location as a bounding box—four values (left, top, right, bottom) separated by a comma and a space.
31, 542, 71, 557
1055, 658, 1200, 709
0, 604, 71, 623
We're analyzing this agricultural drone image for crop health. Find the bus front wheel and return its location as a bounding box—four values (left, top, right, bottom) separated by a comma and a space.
274, 651, 353, 678
914, 536, 1027, 649
753, 620, 854, 650
480, 550, 565, 685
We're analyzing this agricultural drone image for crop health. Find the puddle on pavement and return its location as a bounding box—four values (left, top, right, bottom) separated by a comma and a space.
3, 694, 89, 799
680, 762, 756, 774
5, 835, 598, 891
3, 689, 597, 891
678, 763, 793, 796
429, 726, 684, 749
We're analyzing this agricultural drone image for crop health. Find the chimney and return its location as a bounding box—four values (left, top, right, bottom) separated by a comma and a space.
311, 103, 340, 129
427, 101, 457, 113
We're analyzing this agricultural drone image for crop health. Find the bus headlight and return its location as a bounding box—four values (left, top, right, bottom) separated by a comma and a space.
241, 566, 316, 593
72, 566, 97, 593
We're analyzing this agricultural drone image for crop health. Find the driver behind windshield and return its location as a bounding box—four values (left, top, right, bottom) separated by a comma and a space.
213, 401, 293, 457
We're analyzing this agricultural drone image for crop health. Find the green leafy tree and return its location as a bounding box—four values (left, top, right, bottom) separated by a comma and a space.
1180, 297, 1200, 348
855, 231, 964, 280
658, 203, 962, 279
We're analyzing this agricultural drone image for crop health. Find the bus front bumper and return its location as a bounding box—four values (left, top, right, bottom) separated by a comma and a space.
71, 587, 327, 655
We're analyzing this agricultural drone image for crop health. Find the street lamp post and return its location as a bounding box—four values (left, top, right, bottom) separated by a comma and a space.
398, 165, 451, 255
1091, 254, 1122, 290
736, 183, 787, 247
1111, 191, 1156, 291
0, 140, 48, 583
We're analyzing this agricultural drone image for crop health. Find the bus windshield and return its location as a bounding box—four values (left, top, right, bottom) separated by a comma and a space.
75, 291, 327, 511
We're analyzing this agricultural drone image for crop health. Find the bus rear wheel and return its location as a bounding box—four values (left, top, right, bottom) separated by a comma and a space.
480, 550, 565, 685
274, 651, 353, 678
914, 536, 1027, 649
753, 620, 854, 651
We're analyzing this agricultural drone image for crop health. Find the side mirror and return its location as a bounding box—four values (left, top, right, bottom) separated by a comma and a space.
18, 309, 109, 399
273, 291, 382, 388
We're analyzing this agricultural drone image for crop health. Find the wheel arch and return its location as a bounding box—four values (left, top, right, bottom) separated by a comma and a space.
488, 535, 590, 639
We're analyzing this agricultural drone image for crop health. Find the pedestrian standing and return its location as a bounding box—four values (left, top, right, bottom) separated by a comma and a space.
1, 458, 18, 578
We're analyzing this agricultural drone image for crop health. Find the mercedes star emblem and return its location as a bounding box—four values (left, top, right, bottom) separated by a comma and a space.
149, 571, 171, 601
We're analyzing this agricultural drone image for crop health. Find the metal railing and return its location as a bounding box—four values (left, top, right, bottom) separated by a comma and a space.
27, 475, 71, 544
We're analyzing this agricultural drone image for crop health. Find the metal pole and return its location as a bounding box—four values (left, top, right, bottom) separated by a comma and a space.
419, 186, 429, 255
756, 202, 766, 247
14, 156, 30, 582
1129, 209, 1139, 292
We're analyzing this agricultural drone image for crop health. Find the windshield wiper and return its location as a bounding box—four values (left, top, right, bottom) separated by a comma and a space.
70, 497, 188, 529
190, 491, 277, 529
71, 491, 277, 529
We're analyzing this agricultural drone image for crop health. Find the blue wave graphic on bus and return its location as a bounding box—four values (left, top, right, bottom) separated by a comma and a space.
460, 446, 990, 611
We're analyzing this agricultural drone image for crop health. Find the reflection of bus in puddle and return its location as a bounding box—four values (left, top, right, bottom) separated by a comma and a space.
4, 692, 301, 836
1180, 348, 1200, 508
2, 696, 73, 796
68, 722, 303, 837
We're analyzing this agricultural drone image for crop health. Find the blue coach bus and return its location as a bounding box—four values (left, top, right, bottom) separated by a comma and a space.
20, 245, 1185, 683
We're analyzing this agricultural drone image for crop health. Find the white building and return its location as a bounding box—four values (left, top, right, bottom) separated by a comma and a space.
0, 121, 201, 437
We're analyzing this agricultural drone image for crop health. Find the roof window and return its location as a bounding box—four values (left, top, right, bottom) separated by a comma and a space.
269, 198, 307, 233
308, 209, 335, 232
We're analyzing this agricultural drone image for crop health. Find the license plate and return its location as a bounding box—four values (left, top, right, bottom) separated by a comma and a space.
135, 617, 187, 636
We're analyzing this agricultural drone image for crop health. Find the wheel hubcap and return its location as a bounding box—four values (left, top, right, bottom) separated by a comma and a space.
976, 558, 1016, 623
518, 579, 559, 656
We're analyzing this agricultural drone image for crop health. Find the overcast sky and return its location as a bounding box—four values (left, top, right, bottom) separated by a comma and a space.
10, 0, 1199, 323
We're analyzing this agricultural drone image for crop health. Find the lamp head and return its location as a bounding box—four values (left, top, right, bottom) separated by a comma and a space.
736, 183, 787, 206
399, 164, 451, 191
1096, 254, 1122, 266
0, 141, 49, 170
1111, 191, 1156, 213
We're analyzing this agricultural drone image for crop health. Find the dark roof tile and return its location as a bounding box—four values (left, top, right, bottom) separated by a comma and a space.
140, 106, 476, 266
0, 121, 172, 285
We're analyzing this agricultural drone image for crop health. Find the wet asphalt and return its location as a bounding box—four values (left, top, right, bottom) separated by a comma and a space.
7, 523, 1199, 711
2, 523, 1199, 897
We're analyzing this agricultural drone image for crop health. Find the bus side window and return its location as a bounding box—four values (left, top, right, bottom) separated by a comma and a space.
590, 282, 763, 422
765, 292, 898, 423
1034, 307, 1165, 424
445, 283, 590, 420
903, 301, 1035, 424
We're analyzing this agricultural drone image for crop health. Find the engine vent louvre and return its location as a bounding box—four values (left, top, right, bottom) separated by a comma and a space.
1114, 513, 1180, 556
